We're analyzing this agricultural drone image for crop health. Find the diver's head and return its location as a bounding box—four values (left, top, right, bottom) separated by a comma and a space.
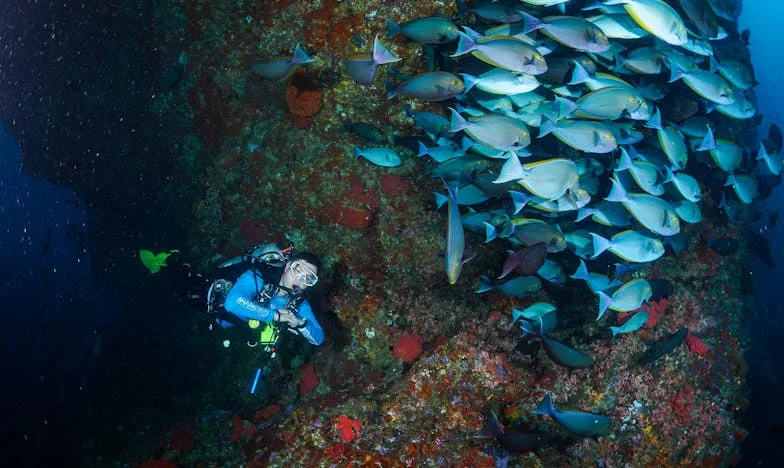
280, 251, 321, 294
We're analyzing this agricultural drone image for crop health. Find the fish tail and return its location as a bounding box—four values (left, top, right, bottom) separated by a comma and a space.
756, 142, 768, 160
451, 31, 476, 58
385, 18, 401, 39
353, 146, 362, 158
477, 275, 494, 293
538, 116, 556, 138
568, 60, 592, 85
493, 153, 524, 184
449, 107, 469, 132
385, 78, 398, 99
709, 56, 721, 73
570, 259, 591, 281
416, 141, 429, 157
509, 190, 530, 215
483, 222, 499, 243
575, 207, 595, 223
589, 233, 611, 259
605, 177, 628, 203
475, 411, 502, 440
597, 291, 613, 321
533, 393, 555, 416
291, 43, 314, 65
373, 35, 401, 65
460, 73, 478, 92
616, 147, 634, 171
610, 326, 620, 337
696, 125, 716, 151
521, 12, 543, 34
724, 173, 736, 187
667, 61, 687, 84
554, 96, 577, 120
644, 107, 663, 130
433, 191, 448, 209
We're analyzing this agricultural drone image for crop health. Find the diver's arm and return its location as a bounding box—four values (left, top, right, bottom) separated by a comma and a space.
292, 300, 324, 346
223, 270, 276, 322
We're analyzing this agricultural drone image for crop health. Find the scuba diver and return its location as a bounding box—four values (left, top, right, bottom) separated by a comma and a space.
144, 244, 325, 348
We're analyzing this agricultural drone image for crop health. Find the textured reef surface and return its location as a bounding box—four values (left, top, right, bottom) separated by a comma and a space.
78, 0, 760, 466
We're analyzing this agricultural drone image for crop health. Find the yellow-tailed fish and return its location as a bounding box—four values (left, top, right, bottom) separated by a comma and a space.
511, 218, 567, 252
696, 126, 743, 172
664, 168, 702, 202
539, 117, 617, 153
588, 13, 649, 39
498, 157, 580, 200
606, 177, 680, 236
451, 30, 548, 75
576, 201, 632, 227
672, 200, 703, 223
668, 63, 735, 105
450, 108, 531, 151
597, 277, 652, 320
645, 108, 688, 169
590, 230, 664, 263
444, 183, 466, 284
605, 0, 687, 45
615, 147, 664, 196
724, 173, 758, 204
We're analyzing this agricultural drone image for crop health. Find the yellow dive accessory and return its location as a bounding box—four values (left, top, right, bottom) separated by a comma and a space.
139, 249, 179, 274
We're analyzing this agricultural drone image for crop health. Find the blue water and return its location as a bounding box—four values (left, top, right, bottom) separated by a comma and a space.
0, 121, 115, 462
738, 2, 784, 464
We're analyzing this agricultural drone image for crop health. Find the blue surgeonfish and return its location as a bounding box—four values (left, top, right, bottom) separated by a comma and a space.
590, 230, 664, 263
444, 183, 466, 284
645, 108, 688, 169
417, 140, 465, 163
588, 13, 649, 39
344, 35, 401, 86
478, 275, 542, 298
724, 173, 758, 204
615, 148, 663, 196
451, 31, 548, 75
570, 260, 622, 294
538, 259, 566, 283
697, 126, 743, 172
449, 108, 531, 152
386, 17, 459, 44
604, 0, 687, 45
668, 63, 735, 105
597, 278, 652, 320
664, 168, 702, 203
496, 157, 580, 200
576, 201, 632, 227
387, 72, 465, 101
534, 393, 611, 437
539, 117, 617, 153
353, 147, 401, 167
522, 13, 611, 53
610, 310, 649, 337
757, 142, 783, 176
564, 87, 652, 121
617, 47, 666, 74
250, 43, 314, 80
461, 69, 540, 96
672, 200, 702, 224
513, 302, 557, 336
512, 218, 567, 252
536, 332, 593, 368
605, 177, 680, 237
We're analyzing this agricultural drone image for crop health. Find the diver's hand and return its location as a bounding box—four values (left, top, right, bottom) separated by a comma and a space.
276, 309, 306, 328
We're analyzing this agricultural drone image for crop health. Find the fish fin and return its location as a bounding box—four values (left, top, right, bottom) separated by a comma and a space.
462, 26, 484, 40
533, 393, 554, 416
451, 31, 476, 58
475, 411, 502, 440
353, 146, 362, 159
494, 153, 524, 184
575, 207, 595, 223
756, 142, 768, 161
483, 222, 499, 244
570, 259, 591, 281
385, 18, 401, 39
477, 275, 494, 293
539, 116, 556, 138
609, 326, 620, 337
604, 177, 629, 203
709, 56, 721, 73
521, 11, 543, 34
554, 96, 577, 120
724, 173, 736, 187
696, 125, 716, 151
372, 35, 401, 65
499, 250, 520, 279
416, 141, 429, 157
589, 233, 611, 259
449, 107, 469, 132
509, 190, 530, 215
460, 73, 478, 92
644, 107, 663, 130
434, 191, 448, 209
667, 61, 687, 84
597, 291, 613, 321
568, 60, 592, 86
616, 147, 634, 171
291, 44, 314, 65
384, 78, 398, 99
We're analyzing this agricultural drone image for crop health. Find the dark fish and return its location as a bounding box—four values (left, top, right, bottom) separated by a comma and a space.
534, 393, 611, 437
749, 233, 774, 269
706, 236, 738, 256
636, 327, 688, 365
740, 29, 751, 46
499, 243, 547, 278
541, 335, 592, 369
476, 412, 552, 453
770, 124, 783, 153
343, 121, 385, 144
648, 279, 673, 301
678, 0, 720, 39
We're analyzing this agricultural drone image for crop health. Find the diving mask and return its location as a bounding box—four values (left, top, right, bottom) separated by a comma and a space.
290, 260, 318, 287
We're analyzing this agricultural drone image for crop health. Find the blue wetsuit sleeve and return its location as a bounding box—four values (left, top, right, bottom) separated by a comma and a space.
295, 300, 324, 346
224, 270, 276, 323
